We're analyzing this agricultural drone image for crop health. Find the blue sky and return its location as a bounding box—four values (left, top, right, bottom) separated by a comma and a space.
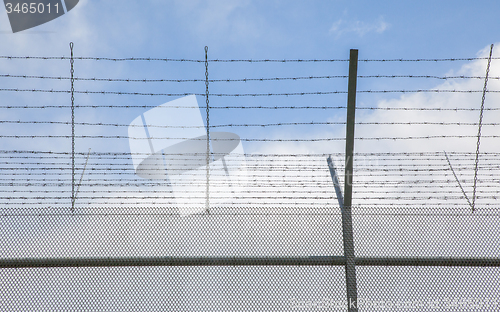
2, 0, 500, 59
1, 1, 500, 311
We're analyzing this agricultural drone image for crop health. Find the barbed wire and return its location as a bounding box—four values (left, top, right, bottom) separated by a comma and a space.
0, 88, 200, 96
1, 54, 499, 213
2, 88, 500, 97
6, 120, 500, 127
0, 74, 206, 83
0, 153, 498, 162
1, 200, 498, 207
2, 159, 499, 168
2, 150, 500, 157
3, 134, 500, 141
0, 193, 498, 202
3, 73, 500, 82
0, 56, 204, 62
3, 103, 500, 111
4, 120, 500, 128
3, 55, 499, 62
2, 159, 499, 171
3, 188, 500, 197
2, 180, 498, 191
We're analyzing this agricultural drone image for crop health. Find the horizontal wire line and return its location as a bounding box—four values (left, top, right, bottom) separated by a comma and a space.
2, 55, 500, 62
3, 104, 500, 111
3, 120, 500, 127
1, 88, 499, 97
1, 173, 497, 180
3, 161, 499, 168
3, 74, 499, 82
0, 56, 203, 62
0, 175, 495, 184
1, 151, 498, 156
2, 135, 500, 140
0, 151, 497, 155
0, 194, 498, 200
2, 189, 498, 195
1, 151, 499, 157
2, 161, 499, 169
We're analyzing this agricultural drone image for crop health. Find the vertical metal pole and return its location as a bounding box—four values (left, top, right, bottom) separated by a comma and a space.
70, 42, 75, 211
343, 49, 358, 312
205, 46, 210, 214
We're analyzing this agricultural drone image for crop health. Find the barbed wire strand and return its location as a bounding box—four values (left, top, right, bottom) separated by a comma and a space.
3, 120, 500, 128
3, 104, 500, 111
1, 88, 500, 97
2, 55, 500, 62
2, 73, 500, 82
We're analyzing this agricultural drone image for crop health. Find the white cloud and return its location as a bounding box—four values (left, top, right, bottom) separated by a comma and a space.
169, 0, 264, 44
330, 16, 390, 38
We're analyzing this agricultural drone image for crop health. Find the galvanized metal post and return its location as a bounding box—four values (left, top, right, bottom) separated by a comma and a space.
343, 49, 359, 312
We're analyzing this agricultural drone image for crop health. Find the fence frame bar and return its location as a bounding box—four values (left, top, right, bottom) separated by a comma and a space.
1, 257, 499, 268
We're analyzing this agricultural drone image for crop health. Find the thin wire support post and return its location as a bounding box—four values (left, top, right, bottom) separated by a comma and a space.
472, 43, 494, 211
70, 42, 75, 211
205, 46, 210, 214
444, 151, 473, 209
343, 49, 359, 312
73, 148, 91, 205
327, 156, 344, 208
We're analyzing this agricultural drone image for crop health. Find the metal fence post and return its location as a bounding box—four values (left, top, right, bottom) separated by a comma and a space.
343, 49, 359, 312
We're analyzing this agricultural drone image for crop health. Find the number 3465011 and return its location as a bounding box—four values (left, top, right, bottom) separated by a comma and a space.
5, 2, 60, 14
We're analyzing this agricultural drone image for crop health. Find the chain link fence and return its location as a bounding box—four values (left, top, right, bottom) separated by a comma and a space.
0, 45, 499, 311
